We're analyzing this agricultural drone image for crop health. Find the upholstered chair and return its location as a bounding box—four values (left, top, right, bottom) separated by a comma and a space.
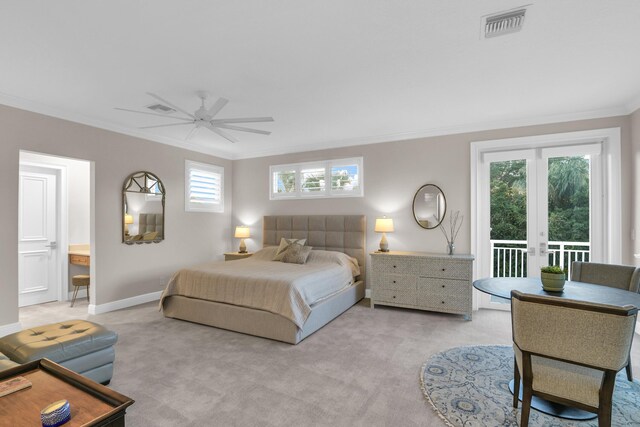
571, 261, 640, 380
511, 290, 637, 427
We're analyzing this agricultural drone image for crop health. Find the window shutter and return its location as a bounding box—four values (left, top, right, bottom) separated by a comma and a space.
185, 160, 224, 212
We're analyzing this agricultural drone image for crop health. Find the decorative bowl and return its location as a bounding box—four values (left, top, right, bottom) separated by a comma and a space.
41, 399, 71, 427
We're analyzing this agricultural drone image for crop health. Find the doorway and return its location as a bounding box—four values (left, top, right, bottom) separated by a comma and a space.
18, 151, 91, 310
471, 128, 622, 310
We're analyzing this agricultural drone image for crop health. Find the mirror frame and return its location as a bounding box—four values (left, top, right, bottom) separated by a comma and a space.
122, 171, 166, 245
412, 184, 446, 230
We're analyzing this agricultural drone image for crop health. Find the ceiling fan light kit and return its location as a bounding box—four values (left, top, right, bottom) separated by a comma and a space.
116, 91, 274, 143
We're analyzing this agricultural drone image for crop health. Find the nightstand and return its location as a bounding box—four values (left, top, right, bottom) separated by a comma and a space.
224, 252, 253, 261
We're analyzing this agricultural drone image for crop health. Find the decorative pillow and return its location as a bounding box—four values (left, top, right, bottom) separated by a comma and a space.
130, 234, 144, 241
281, 243, 313, 264
142, 231, 159, 241
272, 237, 307, 261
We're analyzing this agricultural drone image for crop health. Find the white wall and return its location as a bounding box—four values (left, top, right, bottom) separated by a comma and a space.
0, 104, 233, 330
232, 115, 633, 286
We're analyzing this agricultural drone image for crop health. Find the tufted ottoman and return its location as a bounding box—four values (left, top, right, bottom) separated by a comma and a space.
0, 320, 117, 384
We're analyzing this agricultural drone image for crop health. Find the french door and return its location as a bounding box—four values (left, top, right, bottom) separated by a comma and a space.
477, 144, 604, 309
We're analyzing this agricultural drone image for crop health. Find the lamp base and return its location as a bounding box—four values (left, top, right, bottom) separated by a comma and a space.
378, 248, 389, 252
238, 238, 247, 254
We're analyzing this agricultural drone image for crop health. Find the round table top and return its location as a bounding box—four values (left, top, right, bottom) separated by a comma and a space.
473, 277, 640, 308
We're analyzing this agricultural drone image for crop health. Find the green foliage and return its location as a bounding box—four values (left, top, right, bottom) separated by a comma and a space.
541, 265, 564, 274
490, 156, 589, 242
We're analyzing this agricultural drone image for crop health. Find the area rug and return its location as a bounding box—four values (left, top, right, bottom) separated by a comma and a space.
420, 345, 640, 426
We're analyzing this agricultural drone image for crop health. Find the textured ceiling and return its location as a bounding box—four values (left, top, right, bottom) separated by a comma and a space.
1, 1, 639, 159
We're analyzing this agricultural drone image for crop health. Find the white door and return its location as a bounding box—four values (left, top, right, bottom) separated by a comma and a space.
18, 165, 59, 307
477, 143, 603, 309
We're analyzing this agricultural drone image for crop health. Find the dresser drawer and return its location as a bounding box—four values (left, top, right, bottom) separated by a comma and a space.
371, 256, 418, 274
373, 288, 416, 306
417, 277, 469, 296
373, 274, 416, 290
416, 294, 469, 312
69, 254, 89, 266
416, 260, 471, 280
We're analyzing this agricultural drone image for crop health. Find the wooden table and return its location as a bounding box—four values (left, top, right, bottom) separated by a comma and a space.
473, 276, 640, 421
473, 277, 640, 307
0, 359, 133, 426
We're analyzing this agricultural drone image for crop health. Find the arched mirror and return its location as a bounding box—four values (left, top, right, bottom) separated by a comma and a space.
122, 171, 165, 244
412, 184, 446, 229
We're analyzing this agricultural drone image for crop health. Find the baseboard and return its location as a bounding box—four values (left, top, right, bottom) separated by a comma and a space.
365, 289, 371, 299
0, 322, 22, 338
88, 291, 162, 315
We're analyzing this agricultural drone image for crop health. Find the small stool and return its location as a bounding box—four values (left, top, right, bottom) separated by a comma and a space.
71, 274, 90, 307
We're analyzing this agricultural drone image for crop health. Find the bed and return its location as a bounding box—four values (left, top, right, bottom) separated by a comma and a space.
160, 215, 366, 344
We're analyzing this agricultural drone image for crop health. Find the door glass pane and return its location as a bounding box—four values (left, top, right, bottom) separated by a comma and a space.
490, 160, 527, 278
547, 156, 591, 278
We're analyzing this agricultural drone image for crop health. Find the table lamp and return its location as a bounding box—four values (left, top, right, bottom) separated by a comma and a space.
124, 214, 134, 236
375, 217, 394, 252
234, 226, 250, 253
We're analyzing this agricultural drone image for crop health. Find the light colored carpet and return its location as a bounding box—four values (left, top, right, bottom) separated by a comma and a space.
421, 345, 640, 426
18, 301, 640, 426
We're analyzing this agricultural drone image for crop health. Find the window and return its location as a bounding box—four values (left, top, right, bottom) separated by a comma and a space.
270, 157, 363, 200
185, 160, 224, 212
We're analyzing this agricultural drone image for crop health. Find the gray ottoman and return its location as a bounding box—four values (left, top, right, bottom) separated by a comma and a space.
0, 320, 117, 384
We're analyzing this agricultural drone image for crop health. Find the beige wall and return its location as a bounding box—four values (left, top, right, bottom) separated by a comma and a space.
632, 107, 640, 265
232, 115, 633, 284
0, 104, 233, 328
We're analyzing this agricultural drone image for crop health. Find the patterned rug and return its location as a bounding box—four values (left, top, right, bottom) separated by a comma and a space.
420, 345, 640, 426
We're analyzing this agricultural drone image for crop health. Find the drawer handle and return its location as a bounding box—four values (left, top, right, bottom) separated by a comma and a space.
441, 301, 445, 304
442, 285, 445, 288
393, 265, 397, 268
441, 268, 446, 272
393, 280, 396, 283
393, 295, 396, 299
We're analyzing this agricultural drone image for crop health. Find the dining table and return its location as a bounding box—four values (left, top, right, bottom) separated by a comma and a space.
473, 276, 640, 421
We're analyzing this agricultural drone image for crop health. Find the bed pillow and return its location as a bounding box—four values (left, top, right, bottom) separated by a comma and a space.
142, 231, 158, 241
281, 243, 313, 264
272, 237, 307, 261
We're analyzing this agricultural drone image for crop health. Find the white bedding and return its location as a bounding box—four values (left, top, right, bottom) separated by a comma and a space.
160, 247, 359, 328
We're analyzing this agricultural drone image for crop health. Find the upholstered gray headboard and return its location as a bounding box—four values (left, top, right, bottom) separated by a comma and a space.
139, 213, 164, 238
263, 215, 366, 283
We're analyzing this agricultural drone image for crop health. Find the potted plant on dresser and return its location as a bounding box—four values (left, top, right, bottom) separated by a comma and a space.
540, 265, 566, 292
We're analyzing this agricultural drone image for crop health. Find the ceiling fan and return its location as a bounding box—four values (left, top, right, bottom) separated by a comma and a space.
115, 91, 273, 143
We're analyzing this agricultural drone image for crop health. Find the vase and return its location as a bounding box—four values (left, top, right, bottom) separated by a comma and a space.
447, 242, 455, 255
541, 272, 565, 292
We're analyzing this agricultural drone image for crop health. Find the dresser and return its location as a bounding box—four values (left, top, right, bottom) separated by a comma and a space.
370, 251, 474, 320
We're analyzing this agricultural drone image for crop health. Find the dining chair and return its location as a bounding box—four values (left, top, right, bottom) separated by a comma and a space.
571, 261, 640, 380
511, 290, 637, 427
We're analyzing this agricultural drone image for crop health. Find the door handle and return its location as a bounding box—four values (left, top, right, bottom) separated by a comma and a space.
539, 242, 548, 255
45, 241, 57, 249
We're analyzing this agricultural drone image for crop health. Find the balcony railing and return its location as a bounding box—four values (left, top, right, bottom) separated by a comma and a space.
490, 239, 590, 279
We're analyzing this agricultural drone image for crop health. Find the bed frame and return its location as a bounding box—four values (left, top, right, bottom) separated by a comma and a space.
162, 215, 366, 344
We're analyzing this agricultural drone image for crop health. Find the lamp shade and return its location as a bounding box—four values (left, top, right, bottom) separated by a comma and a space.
375, 217, 394, 233
124, 214, 134, 225
234, 226, 251, 239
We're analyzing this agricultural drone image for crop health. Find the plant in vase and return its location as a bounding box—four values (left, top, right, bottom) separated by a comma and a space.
439, 211, 463, 255
540, 265, 566, 292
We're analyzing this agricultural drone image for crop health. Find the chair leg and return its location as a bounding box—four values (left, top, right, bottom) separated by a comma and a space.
520, 353, 533, 427
626, 355, 633, 381
70, 285, 79, 307
598, 370, 616, 427
513, 358, 520, 409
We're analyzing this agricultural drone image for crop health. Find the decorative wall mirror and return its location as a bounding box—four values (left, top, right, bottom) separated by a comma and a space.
122, 171, 165, 244
412, 184, 446, 229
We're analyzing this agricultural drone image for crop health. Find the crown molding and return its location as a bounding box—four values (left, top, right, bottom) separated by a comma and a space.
0, 92, 235, 160
232, 105, 631, 159
0, 91, 634, 162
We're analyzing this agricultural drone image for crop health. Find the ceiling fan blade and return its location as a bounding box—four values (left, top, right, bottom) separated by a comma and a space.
115, 107, 193, 121
207, 97, 229, 118
212, 117, 274, 124
146, 92, 196, 119
139, 122, 194, 129
205, 125, 238, 143
216, 123, 271, 135
185, 126, 200, 140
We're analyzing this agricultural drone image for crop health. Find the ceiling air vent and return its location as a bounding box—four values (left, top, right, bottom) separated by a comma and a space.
483, 7, 527, 38
146, 103, 176, 114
